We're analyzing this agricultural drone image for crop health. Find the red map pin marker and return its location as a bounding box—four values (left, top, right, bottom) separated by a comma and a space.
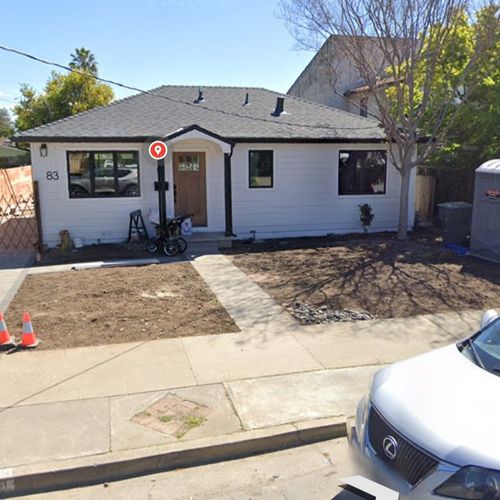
149, 141, 168, 160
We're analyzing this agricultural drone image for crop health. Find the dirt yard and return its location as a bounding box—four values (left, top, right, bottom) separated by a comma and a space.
6, 262, 238, 350
226, 237, 500, 320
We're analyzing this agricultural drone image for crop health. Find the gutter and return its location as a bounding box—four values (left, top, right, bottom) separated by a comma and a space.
12, 136, 388, 144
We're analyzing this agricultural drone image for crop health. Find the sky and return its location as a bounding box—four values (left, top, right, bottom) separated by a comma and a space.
0, 0, 315, 117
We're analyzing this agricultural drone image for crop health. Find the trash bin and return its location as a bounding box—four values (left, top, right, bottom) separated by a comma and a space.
438, 201, 473, 246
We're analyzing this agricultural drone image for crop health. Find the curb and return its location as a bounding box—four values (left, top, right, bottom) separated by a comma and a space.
0, 417, 346, 498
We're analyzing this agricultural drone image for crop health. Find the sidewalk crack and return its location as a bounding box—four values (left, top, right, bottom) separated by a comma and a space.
181, 337, 199, 385
223, 382, 245, 431
107, 397, 112, 453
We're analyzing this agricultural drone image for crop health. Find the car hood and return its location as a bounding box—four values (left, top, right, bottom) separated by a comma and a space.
371, 344, 500, 470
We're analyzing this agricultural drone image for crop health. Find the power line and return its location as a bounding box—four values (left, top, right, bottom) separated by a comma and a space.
0, 43, 383, 132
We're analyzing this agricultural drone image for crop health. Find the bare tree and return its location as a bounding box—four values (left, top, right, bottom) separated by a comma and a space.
279, 0, 499, 239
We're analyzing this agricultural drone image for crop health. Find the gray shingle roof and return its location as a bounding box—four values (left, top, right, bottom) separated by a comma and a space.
13, 85, 385, 143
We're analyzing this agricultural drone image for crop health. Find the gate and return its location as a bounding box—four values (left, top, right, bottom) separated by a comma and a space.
415, 167, 436, 221
0, 167, 39, 251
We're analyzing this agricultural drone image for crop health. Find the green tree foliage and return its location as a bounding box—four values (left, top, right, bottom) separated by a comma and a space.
69, 47, 98, 75
0, 108, 14, 137
14, 49, 113, 131
430, 6, 500, 168
386, 6, 500, 169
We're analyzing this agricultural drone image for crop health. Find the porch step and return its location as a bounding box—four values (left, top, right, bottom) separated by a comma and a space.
183, 232, 232, 249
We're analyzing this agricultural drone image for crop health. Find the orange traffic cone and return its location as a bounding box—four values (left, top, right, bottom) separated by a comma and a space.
0, 312, 15, 348
20, 312, 39, 348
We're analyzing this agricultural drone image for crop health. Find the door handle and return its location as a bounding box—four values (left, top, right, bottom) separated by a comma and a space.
174, 184, 177, 203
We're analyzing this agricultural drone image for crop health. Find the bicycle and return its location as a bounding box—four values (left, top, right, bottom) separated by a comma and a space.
146, 215, 189, 256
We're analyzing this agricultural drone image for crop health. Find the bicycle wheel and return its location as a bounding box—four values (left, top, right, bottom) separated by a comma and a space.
146, 239, 158, 253
176, 237, 187, 253
163, 240, 179, 257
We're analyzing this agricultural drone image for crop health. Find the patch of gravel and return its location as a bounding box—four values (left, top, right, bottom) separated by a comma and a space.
285, 301, 376, 325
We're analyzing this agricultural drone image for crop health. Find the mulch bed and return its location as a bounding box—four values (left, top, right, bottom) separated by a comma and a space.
6, 262, 238, 350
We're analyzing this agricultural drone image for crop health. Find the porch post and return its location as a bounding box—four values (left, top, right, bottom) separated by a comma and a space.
157, 158, 167, 230
224, 152, 234, 237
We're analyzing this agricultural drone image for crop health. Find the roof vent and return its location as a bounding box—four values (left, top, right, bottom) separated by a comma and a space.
272, 96, 286, 116
194, 89, 205, 103
243, 92, 250, 106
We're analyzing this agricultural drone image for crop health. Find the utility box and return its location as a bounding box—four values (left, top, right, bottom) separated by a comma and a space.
470, 159, 500, 263
438, 201, 473, 246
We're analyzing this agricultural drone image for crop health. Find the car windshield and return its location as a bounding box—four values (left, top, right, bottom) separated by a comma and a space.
469, 317, 500, 374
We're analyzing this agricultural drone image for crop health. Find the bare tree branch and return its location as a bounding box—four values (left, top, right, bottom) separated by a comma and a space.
279, 0, 499, 239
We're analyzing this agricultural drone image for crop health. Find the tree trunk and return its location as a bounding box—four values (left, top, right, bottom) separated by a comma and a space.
398, 167, 412, 240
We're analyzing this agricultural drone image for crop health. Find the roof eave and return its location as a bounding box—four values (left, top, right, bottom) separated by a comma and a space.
230, 137, 387, 143
11, 135, 388, 145
11, 135, 152, 143
162, 124, 234, 145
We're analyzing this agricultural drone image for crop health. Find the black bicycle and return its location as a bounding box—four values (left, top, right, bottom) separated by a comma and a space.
146, 215, 189, 256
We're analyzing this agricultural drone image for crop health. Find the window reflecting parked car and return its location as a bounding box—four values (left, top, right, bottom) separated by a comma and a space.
69, 165, 139, 197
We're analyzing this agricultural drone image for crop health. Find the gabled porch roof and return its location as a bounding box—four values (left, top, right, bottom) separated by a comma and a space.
162, 124, 233, 154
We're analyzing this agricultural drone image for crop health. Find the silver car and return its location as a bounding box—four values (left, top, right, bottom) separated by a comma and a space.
349, 310, 500, 499
70, 165, 139, 197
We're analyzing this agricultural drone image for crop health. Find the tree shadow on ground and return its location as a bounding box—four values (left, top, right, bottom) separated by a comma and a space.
227, 237, 500, 319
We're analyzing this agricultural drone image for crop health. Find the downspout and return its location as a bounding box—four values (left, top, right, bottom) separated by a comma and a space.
224, 143, 236, 238
157, 157, 167, 230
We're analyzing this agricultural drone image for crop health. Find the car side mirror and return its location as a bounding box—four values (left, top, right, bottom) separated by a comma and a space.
481, 309, 498, 329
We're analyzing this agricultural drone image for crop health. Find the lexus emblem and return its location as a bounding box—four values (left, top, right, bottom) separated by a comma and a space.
382, 435, 398, 460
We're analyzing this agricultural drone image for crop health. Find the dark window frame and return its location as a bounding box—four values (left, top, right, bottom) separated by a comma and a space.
338, 150, 387, 196
66, 150, 141, 199
248, 150, 274, 189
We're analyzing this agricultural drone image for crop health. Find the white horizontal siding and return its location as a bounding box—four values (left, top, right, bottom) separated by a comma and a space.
231, 143, 415, 239
32, 140, 225, 247
31, 141, 415, 247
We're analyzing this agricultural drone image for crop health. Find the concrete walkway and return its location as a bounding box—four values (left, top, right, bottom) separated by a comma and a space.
192, 253, 297, 332
0, 251, 487, 474
0, 251, 34, 311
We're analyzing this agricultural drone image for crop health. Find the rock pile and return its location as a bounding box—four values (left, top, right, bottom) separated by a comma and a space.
285, 301, 375, 325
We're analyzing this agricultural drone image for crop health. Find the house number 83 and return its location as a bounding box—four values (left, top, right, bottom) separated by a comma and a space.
46, 171, 59, 181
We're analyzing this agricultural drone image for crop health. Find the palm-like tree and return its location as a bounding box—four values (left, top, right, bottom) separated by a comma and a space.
69, 48, 98, 75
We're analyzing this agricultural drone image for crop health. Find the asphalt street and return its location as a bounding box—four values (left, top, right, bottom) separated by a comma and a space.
32, 438, 366, 500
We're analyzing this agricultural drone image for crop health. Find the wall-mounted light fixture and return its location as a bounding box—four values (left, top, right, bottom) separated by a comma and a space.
39, 144, 48, 157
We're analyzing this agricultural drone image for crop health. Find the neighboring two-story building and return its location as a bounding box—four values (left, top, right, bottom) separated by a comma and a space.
287, 35, 398, 119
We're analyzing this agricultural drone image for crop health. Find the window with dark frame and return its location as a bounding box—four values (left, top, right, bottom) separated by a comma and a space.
67, 151, 140, 198
249, 150, 273, 188
338, 150, 387, 196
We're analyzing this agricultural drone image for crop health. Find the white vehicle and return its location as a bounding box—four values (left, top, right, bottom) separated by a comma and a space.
349, 310, 500, 499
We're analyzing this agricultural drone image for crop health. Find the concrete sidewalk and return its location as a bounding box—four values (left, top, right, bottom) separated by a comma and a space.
0, 308, 482, 471
0, 250, 487, 488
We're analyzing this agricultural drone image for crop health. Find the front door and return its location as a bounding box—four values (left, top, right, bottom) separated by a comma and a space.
173, 152, 207, 227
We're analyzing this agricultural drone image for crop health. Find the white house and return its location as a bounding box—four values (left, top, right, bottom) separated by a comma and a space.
13, 85, 415, 247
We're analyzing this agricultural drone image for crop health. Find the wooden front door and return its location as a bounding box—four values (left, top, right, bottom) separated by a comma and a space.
173, 152, 207, 227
